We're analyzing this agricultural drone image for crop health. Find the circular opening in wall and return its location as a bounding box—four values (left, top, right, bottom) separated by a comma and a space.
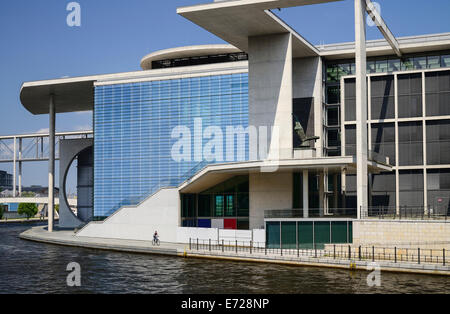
65, 156, 78, 217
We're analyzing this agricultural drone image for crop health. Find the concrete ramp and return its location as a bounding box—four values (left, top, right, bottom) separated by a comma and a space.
76, 188, 180, 243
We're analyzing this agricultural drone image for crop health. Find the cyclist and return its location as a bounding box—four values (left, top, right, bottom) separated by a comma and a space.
153, 231, 159, 244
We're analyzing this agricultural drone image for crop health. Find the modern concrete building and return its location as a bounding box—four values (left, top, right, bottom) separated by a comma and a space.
18, 0, 450, 248
0, 170, 13, 190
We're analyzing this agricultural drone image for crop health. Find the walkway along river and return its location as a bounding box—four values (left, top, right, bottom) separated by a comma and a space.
0, 223, 448, 294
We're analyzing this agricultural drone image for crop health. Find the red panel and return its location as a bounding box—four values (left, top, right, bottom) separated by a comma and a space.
224, 219, 237, 230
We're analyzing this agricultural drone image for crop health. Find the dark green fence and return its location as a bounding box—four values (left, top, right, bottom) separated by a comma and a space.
266, 220, 353, 249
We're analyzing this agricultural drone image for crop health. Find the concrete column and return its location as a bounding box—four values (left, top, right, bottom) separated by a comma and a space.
248, 33, 293, 161
355, 0, 369, 219
303, 170, 309, 218
48, 95, 55, 232
333, 173, 338, 210
18, 138, 22, 196
319, 171, 325, 217
13, 137, 16, 197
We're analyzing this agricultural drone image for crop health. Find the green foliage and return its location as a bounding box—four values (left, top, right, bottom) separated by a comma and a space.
21, 191, 36, 197
18, 203, 38, 219
0, 205, 4, 220
55, 204, 59, 213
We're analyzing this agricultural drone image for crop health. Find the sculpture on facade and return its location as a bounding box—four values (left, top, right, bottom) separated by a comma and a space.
293, 114, 320, 147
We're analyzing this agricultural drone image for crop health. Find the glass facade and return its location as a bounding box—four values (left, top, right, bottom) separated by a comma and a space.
325, 50, 450, 157
180, 175, 249, 229
94, 73, 249, 218
336, 56, 450, 209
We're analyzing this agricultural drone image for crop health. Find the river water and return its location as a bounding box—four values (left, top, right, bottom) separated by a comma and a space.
0, 223, 448, 294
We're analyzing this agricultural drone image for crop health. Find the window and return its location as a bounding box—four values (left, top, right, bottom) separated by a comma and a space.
427, 169, 450, 216
388, 58, 400, 72
326, 85, 340, 104
327, 107, 339, 126
399, 170, 424, 207
225, 194, 235, 217
442, 54, 450, 67
371, 173, 396, 208
345, 125, 356, 156
344, 78, 356, 121
214, 195, 224, 217
425, 71, 450, 116
426, 120, 450, 165
371, 123, 395, 164
371, 75, 395, 120
398, 122, 423, 166
327, 129, 340, 148
427, 55, 441, 69
398, 73, 422, 118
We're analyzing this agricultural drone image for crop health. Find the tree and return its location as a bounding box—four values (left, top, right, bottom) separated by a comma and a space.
21, 191, 36, 197
0, 205, 4, 220
18, 203, 38, 220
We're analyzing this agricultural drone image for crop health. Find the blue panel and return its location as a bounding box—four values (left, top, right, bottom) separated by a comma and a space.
198, 219, 212, 228
94, 73, 249, 218
7, 203, 19, 212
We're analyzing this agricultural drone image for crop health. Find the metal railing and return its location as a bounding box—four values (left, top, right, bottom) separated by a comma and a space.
188, 238, 448, 267
264, 208, 357, 219
361, 206, 449, 221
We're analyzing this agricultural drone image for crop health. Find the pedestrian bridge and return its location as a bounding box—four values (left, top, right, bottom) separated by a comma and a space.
0, 197, 77, 206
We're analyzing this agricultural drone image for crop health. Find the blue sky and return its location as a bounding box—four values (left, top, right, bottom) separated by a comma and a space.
0, 0, 449, 189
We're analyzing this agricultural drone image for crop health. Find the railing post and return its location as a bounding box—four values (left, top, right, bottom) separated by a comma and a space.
359, 246, 361, 260
197, 238, 199, 250
222, 239, 224, 253
334, 244, 336, 259
443, 249, 446, 266
314, 243, 317, 258
418, 248, 420, 264
250, 241, 252, 254
394, 247, 397, 263
265, 244, 267, 256
209, 239, 211, 252
235, 240, 238, 254
348, 245, 351, 259
372, 246, 375, 262
189, 238, 191, 251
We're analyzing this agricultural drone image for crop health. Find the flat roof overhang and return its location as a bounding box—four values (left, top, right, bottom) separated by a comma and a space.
177, 0, 343, 58
140, 44, 242, 70
19, 61, 249, 115
20, 77, 96, 115
178, 156, 392, 193
321, 33, 450, 60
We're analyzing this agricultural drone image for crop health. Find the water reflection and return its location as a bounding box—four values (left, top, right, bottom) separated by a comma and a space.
0, 224, 448, 294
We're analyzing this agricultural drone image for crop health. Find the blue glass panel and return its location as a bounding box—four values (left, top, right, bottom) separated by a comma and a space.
94, 73, 249, 217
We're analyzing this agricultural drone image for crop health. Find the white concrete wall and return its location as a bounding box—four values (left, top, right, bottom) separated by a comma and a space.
76, 188, 180, 243
249, 172, 293, 229
292, 57, 323, 156
177, 227, 266, 247
353, 220, 450, 249
249, 33, 293, 160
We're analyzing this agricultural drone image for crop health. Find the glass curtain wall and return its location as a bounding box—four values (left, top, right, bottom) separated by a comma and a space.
181, 175, 249, 229
94, 73, 249, 219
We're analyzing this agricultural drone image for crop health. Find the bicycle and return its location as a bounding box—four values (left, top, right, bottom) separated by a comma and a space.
152, 237, 160, 246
